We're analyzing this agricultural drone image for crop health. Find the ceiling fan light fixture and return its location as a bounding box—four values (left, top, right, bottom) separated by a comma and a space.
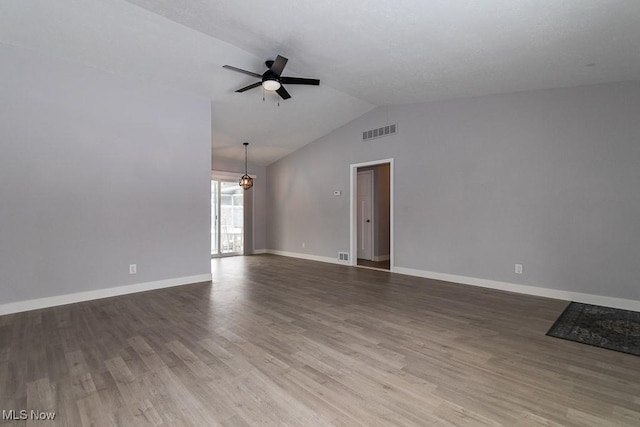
262, 79, 281, 91
223, 54, 319, 101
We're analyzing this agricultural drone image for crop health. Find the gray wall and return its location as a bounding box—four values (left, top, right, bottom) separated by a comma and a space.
0, 44, 212, 304
267, 81, 640, 301
211, 156, 267, 252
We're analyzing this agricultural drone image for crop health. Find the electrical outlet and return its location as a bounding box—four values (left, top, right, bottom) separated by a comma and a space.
302, 242, 306, 249
515, 264, 523, 274
129, 264, 137, 275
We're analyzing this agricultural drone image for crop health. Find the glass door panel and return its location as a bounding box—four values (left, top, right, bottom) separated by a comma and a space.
220, 181, 243, 254
211, 180, 219, 255
211, 179, 244, 257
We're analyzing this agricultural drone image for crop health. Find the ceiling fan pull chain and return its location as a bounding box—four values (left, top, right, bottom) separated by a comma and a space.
263, 87, 265, 102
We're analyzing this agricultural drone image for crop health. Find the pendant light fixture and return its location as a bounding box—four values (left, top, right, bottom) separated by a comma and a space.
239, 142, 254, 190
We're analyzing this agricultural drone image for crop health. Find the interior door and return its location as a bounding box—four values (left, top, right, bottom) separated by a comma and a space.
357, 170, 374, 260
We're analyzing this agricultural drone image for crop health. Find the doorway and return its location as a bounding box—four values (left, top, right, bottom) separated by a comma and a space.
350, 159, 393, 271
211, 179, 244, 257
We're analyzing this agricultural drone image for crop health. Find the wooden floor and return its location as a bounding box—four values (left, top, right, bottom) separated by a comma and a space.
1, 255, 640, 426
357, 259, 390, 270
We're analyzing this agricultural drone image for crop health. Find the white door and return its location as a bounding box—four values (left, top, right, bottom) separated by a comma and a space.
357, 170, 374, 260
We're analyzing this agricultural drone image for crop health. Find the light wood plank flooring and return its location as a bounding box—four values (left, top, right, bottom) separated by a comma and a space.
357, 259, 390, 270
1, 254, 639, 426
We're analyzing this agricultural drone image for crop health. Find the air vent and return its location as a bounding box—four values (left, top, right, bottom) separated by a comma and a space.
338, 252, 350, 262
362, 123, 397, 141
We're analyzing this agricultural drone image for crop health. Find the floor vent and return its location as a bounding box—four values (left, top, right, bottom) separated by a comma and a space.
338, 252, 350, 262
362, 123, 397, 141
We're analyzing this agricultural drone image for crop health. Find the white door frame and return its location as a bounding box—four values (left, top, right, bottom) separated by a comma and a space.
211, 170, 255, 257
350, 158, 394, 270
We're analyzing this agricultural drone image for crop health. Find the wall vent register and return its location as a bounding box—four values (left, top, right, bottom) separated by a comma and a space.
338, 252, 350, 262
362, 123, 397, 141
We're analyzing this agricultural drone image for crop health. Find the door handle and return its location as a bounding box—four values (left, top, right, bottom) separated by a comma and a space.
366, 219, 371, 223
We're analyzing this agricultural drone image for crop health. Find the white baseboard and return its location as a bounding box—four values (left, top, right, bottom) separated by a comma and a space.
394, 267, 640, 311
266, 249, 350, 265
252, 249, 268, 255
264, 249, 639, 311
0, 274, 212, 316
373, 254, 390, 262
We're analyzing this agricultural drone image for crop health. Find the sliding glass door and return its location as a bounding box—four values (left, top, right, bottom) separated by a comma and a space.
211, 179, 244, 256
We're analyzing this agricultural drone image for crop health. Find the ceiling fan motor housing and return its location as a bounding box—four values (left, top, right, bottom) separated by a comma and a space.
262, 69, 279, 84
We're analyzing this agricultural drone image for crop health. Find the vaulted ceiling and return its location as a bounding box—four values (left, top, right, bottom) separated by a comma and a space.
2, 1, 639, 165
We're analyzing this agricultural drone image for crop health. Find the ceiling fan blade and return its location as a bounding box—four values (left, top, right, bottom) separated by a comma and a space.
276, 85, 291, 100
281, 77, 320, 86
236, 82, 262, 92
270, 55, 288, 76
223, 65, 262, 78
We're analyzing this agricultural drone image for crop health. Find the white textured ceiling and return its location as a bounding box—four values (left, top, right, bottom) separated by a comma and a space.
2, 0, 640, 165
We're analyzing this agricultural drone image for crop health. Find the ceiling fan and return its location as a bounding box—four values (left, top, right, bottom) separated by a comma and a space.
223, 55, 320, 100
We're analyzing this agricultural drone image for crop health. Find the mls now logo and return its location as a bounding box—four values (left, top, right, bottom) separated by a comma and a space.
2, 410, 56, 420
